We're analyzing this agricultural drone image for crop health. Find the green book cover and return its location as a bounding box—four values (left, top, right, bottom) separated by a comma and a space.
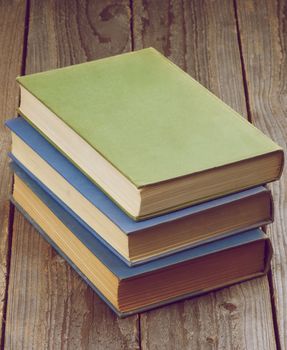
17, 48, 282, 187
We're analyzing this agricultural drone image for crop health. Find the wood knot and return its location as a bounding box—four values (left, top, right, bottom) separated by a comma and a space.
206, 336, 217, 345
221, 302, 237, 312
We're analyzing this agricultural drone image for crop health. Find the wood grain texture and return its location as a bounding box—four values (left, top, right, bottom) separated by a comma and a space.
236, 0, 287, 348
133, 1, 277, 349
4, 1, 139, 349
0, 0, 27, 347
140, 279, 274, 350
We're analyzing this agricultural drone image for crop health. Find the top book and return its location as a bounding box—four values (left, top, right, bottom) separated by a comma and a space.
16, 48, 283, 220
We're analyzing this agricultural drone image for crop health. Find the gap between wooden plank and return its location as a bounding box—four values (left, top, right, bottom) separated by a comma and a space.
229, 3, 283, 347
232, 0, 252, 123
129, 0, 135, 51
235, 1, 287, 349
137, 313, 142, 350
267, 270, 281, 350
0, 203, 14, 350
20, 0, 31, 78
234, 0, 282, 348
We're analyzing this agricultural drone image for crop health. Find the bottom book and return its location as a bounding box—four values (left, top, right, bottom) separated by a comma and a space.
11, 161, 272, 317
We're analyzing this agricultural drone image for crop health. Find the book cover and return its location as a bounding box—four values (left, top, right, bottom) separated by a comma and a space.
16, 48, 282, 188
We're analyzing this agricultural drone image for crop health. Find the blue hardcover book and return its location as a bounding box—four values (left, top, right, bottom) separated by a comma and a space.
11, 162, 272, 317
6, 117, 273, 266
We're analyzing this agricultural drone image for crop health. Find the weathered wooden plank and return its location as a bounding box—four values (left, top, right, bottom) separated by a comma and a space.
140, 280, 275, 349
0, 0, 27, 347
133, 1, 277, 349
4, 1, 139, 349
236, 1, 287, 348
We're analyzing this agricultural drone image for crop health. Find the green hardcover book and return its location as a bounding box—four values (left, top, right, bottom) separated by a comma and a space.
16, 48, 284, 219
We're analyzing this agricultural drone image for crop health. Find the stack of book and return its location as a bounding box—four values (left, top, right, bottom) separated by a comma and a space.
7, 48, 283, 317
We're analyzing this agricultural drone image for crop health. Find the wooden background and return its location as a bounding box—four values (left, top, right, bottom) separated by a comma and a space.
0, 0, 286, 349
